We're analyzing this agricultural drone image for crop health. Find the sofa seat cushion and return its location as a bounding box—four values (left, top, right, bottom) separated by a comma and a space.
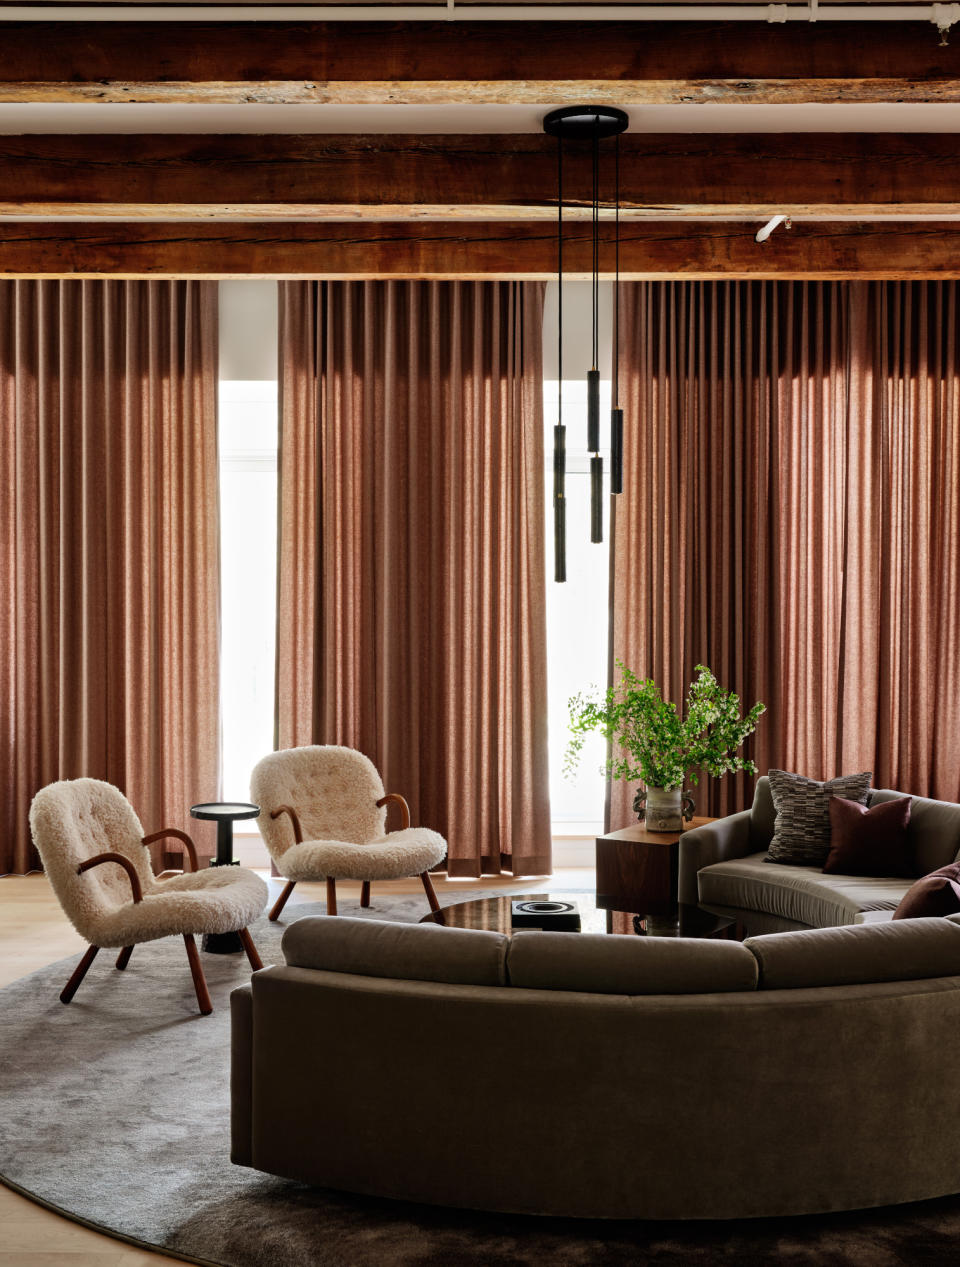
746, 917, 960, 989
507, 931, 759, 995
698, 852, 911, 928
281, 915, 509, 986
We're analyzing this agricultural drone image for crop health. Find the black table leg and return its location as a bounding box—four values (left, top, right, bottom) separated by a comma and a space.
216, 817, 234, 867
202, 819, 244, 954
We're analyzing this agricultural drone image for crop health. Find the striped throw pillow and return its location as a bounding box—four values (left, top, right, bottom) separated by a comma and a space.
765, 769, 873, 867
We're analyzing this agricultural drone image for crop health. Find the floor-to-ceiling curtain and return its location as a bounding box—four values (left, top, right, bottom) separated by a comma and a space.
610, 280, 960, 829
0, 280, 220, 874
277, 280, 550, 876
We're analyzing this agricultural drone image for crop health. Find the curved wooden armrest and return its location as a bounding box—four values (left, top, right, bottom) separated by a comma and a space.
77, 853, 144, 903
377, 793, 411, 831
271, 805, 304, 845
142, 828, 199, 873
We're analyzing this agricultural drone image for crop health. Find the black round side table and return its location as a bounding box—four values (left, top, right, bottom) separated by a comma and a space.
190, 802, 260, 954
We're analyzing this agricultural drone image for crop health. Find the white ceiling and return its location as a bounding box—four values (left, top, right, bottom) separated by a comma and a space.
1, 102, 960, 133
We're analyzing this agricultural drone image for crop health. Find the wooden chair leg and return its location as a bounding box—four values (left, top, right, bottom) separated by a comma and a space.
183, 934, 213, 1015
326, 876, 338, 915
268, 879, 296, 921
115, 946, 134, 971
237, 927, 264, 972
60, 945, 99, 1004
420, 871, 441, 913
360, 881, 371, 908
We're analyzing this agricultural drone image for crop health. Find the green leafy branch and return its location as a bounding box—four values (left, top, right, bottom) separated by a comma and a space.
566, 663, 766, 791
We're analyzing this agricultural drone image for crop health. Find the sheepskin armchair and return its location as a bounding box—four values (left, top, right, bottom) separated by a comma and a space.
250, 745, 447, 921
29, 778, 268, 1015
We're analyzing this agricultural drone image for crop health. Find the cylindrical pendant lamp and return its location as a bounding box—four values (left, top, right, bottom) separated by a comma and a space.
543, 105, 628, 568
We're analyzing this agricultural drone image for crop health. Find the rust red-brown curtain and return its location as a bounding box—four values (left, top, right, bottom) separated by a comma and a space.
610, 280, 960, 829
277, 281, 550, 876
0, 280, 220, 874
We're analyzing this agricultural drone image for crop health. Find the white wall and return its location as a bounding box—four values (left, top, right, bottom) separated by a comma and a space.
542, 280, 613, 382
218, 280, 278, 382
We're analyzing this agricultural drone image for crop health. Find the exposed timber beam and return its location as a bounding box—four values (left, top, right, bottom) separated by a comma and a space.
2, 221, 960, 278
2, 133, 960, 218
0, 21, 959, 105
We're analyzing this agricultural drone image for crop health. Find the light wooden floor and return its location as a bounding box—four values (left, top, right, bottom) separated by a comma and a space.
0, 867, 585, 1265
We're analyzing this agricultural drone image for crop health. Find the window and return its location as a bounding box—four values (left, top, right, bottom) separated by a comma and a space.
218, 380, 278, 803
544, 377, 611, 836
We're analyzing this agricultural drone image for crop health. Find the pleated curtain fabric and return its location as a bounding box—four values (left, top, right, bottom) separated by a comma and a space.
610, 280, 960, 829
0, 280, 220, 874
277, 280, 551, 876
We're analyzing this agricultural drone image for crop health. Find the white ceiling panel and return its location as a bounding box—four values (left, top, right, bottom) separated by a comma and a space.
1, 102, 960, 133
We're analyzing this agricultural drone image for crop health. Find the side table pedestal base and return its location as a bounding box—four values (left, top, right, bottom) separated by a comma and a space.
201, 930, 244, 954
201, 858, 243, 953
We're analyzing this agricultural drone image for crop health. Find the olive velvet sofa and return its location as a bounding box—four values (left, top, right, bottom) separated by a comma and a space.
231, 913, 960, 1220
679, 776, 960, 935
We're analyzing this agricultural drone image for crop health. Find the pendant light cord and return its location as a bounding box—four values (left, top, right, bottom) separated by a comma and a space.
614, 130, 619, 409
558, 133, 563, 426
592, 131, 599, 373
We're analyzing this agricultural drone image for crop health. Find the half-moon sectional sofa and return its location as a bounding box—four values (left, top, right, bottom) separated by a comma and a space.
232, 912, 960, 1220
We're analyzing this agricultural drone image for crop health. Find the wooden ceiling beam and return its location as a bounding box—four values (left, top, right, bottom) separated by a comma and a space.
0, 20, 958, 105
2, 133, 960, 218
2, 221, 959, 279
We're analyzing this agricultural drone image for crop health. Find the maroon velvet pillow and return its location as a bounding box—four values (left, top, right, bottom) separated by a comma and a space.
893, 862, 960, 920
822, 795, 914, 877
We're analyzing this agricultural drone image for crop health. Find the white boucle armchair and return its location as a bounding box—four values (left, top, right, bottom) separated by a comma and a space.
250, 745, 447, 921
29, 778, 268, 1015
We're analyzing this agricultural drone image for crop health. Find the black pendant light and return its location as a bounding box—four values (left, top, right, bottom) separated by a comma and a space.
611, 130, 624, 497
552, 133, 566, 582
544, 105, 628, 577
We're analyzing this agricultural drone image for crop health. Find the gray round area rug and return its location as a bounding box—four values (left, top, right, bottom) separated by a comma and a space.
3, 892, 960, 1267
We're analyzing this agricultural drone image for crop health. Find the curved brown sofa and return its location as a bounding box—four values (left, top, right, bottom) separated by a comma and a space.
231, 914, 960, 1220
679, 776, 960, 935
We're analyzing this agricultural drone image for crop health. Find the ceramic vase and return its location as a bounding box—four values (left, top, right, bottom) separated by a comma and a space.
633, 785, 696, 832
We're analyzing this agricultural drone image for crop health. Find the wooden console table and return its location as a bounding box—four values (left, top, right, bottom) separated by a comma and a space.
595, 817, 716, 921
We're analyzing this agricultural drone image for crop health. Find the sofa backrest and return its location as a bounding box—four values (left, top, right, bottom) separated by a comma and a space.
282, 915, 510, 986
283, 916, 757, 994
869, 788, 960, 874
507, 931, 758, 994
281, 913, 960, 997
749, 775, 777, 850
746, 917, 960, 990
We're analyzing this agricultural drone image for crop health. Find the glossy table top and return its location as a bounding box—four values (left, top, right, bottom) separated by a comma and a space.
190, 802, 260, 821
421, 892, 735, 938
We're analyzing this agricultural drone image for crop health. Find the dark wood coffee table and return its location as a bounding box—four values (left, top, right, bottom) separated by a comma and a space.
420, 892, 735, 938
